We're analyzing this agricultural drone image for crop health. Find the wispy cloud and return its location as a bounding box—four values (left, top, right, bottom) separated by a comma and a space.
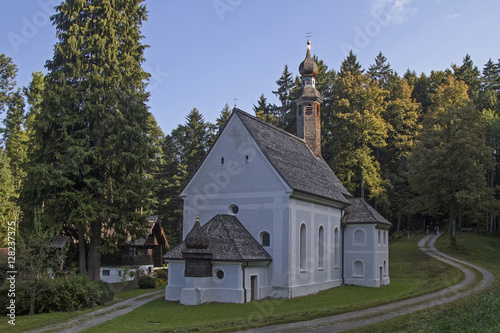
371, 0, 417, 25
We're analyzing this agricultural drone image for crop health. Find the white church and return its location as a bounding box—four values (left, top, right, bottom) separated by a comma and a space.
163, 41, 391, 305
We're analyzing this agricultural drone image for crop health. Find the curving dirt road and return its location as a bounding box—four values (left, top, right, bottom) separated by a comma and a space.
240, 233, 495, 333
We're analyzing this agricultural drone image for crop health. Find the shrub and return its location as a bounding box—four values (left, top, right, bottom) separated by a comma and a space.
0, 273, 114, 315
154, 268, 168, 281
138, 275, 156, 289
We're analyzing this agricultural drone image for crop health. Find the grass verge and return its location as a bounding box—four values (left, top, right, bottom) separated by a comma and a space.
0, 284, 164, 333
349, 232, 500, 333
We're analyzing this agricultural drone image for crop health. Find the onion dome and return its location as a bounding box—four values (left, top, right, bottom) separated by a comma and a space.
299, 41, 318, 76
184, 217, 209, 249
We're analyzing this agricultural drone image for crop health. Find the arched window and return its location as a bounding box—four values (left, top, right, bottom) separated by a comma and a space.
378, 230, 381, 245
260, 231, 270, 247
318, 226, 325, 269
353, 228, 366, 245
300, 224, 306, 271
353, 260, 364, 277
383, 231, 387, 245
383, 260, 387, 275
334, 227, 340, 268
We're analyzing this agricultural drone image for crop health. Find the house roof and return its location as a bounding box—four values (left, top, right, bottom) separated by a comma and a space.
343, 197, 392, 226
129, 215, 168, 248
163, 214, 272, 262
235, 109, 350, 204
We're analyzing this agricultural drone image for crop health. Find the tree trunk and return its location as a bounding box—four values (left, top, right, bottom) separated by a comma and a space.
78, 224, 86, 275
449, 203, 457, 246
87, 219, 102, 281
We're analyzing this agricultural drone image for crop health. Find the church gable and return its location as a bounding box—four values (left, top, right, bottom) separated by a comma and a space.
181, 111, 292, 199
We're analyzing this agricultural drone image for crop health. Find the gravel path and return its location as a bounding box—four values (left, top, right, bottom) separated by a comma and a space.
25, 289, 164, 333
240, 233, 495, 333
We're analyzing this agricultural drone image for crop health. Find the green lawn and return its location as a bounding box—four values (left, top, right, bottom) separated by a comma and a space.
350, 232, 500, 333
81, 235, 463, 333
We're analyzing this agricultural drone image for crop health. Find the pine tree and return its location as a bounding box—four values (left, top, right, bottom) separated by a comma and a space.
21, 0, 156, 280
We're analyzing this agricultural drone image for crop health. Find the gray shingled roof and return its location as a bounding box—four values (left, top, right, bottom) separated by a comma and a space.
163, 214, 272, 262
235, 109, 351, 204
343, 197, 391, 226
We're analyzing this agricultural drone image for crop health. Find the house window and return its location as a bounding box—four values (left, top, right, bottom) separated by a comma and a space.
260, 232, 270, 247
128, 247, 137, 256
118, 270, 122, 276
216, 269, 224, 280
353, 260, 364, 277
300, 224, 306, 271
318, 226, 325, 269
102, 270, 110, 276
353, 229, 366, 246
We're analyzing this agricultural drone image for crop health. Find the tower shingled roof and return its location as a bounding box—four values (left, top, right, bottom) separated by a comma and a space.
299, 41, 318, 76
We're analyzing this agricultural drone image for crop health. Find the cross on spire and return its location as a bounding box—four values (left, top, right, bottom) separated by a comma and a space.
233, 97, 238, 107
306, 31, 312, 42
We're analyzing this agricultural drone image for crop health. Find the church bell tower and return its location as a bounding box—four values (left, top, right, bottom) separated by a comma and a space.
296, 40, 323, 157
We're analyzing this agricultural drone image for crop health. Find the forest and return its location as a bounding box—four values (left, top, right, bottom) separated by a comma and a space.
0, 1, 499, 284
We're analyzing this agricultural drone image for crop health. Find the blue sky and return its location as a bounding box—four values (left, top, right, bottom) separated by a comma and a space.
1, 0, 500, 135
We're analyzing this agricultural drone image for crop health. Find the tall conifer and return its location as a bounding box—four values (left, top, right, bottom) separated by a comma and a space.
21, 0, 156, 280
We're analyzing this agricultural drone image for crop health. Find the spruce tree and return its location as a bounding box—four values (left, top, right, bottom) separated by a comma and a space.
340, 50, 363, 76
215, 103, 232, 133
368, 52, 393, 89
253, 93, 279, 126
21, 0, 156, 280
272, 65, 294, 130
